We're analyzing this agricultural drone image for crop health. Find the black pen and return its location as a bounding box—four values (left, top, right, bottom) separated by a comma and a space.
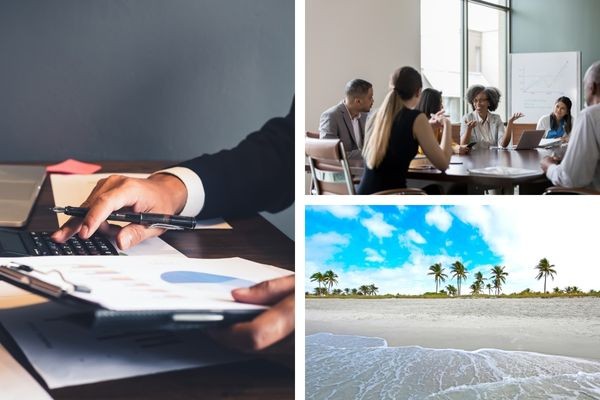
51, 206, 196, 230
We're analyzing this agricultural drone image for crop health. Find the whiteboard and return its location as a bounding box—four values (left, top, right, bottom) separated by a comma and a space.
510, 52, 580, 124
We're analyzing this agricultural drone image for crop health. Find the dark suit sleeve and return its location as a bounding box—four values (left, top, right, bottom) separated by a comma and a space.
178, 100, 294, 219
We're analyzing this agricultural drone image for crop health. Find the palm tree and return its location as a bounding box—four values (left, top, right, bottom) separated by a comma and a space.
446, 284, 457, 297
470, 281, 483, 295
322, 270, 339, 295
358, 285, 370, 296
310, 272, 325, 296
351, 288, 358, 295
534, 258, 557, 293
344, 288, 350, 295
368, 284, 379, 296
474, 271, 486, 287
490, 265, 508, 295
428, 263, 447, 293
486, 283, 493, 295
451, 261, 468, 296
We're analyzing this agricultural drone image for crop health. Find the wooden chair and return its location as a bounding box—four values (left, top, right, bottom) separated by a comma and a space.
543, 186, 600, 195
372, 188, 427, 195
305, 138, 355, 195
451, 124, 461, 144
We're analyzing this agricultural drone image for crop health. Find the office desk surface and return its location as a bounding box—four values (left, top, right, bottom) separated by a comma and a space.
346, 148, 552, 193
0, 161, 295, 400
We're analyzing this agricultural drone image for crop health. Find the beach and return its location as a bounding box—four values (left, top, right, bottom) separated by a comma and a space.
306, 297, 600, 399
306, 297, 600, 360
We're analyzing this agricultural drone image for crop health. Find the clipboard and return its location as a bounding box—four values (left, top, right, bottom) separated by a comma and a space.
0, 261, 261, 330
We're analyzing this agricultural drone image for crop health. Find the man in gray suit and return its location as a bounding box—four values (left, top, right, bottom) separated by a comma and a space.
319, 79, 374, 160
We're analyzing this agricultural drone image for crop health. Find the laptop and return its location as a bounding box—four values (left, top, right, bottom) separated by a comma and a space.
512, 130, 545, 150
0, 165, 46, 227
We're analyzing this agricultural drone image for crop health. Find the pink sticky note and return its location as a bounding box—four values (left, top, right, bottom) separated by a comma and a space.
46, 159, 102, 174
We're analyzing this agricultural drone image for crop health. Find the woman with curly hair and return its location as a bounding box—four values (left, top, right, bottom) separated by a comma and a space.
460, 85, 524, 148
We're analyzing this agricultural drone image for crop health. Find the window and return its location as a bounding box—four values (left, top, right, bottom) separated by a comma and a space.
421, 0, 510, 122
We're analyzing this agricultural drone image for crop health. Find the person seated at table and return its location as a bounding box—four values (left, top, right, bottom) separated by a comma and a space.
542, 61, 600, 190
536, 96, 573, 141
416, 88, 469, 155
52, 101, 295, 355
460, 85, 524, 148
357, 67, 453, 194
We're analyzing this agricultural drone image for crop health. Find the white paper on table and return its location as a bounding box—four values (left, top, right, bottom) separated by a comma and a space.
0, 256, 293, 311
0, 343, 52, 399
50, 173, 231, 229
468, 166, 542, 177
0, 301, 247, 389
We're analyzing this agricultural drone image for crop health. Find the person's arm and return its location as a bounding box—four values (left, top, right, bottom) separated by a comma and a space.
413, 112, 452, 170
318, 110, 338, 140
460, 116, 477, 145
542, 111, 599, 188
53, 100, 294, 247
501, 112, 525, 147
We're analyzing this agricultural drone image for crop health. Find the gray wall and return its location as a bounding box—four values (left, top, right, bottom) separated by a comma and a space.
0, 0, 295, 238
511, 0, 600, 107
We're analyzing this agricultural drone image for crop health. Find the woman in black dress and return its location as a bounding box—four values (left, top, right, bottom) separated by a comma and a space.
358, 67, 453, 194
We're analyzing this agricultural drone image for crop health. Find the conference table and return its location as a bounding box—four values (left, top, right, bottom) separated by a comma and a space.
350, 147, 554, 194
0, 161, 295, 400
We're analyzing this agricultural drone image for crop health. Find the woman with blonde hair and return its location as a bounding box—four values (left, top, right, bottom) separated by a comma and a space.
358, 66, 453, 194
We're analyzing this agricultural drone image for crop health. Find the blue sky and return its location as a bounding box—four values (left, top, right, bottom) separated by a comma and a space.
305, 204, 600, 295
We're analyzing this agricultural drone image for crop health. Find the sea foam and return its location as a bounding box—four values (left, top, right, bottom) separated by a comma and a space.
306, 333, 600, 400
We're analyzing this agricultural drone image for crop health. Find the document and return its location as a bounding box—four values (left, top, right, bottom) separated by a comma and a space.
468, 166, 542, 177
1, 255, 293, 311
50, 173, 232, 229
0, 301, 246, 389
0, 343, 52, 399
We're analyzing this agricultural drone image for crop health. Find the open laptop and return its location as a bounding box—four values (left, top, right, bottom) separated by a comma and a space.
512, 130, 545, 150
0, 165, 46, 227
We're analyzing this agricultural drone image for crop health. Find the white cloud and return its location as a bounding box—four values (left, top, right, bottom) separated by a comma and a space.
364, 248, 385, 263
445, 240, 453, 247
305, 231, 350, 264
360, 212, 396, 240
425, 206, 453, 232
315, 205, 361, 219
406, 229, 426, 244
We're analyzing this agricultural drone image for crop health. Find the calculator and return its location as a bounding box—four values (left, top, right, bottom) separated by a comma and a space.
0, 228, 119, 257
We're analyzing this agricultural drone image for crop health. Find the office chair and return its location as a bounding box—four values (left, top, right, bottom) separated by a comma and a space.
542, 186, 600, 195
305, 138, 355, 195
372, 188, 427, 195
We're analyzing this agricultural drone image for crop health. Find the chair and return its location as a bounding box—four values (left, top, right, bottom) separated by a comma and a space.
306, 131, 320, 139
305, 137, 355, 195
451, 124, 461, 144
372, 188, 427, 195
543, 186, 600, 195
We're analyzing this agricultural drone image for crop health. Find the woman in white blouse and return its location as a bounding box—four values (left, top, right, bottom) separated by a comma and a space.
460, 85, 524, 148
536, 96, 573, 141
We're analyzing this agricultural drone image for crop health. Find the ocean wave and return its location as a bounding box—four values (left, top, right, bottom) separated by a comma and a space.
306, 333, 600, 400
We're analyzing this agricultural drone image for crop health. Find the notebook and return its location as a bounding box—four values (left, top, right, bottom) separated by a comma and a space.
512, 130, 545, 150
0, 165, 46, 227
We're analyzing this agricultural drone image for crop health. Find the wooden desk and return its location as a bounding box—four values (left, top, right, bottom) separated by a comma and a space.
0, 161, 294, 400
348, 148, 553, 194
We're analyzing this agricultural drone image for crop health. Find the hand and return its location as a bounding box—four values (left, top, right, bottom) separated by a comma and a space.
454, 144, 470, 155
208, 275, 295, 356
51, 173, 188, 249
509, 112, 525, 123
541, 155, 558, 173
466, 120, 478, 129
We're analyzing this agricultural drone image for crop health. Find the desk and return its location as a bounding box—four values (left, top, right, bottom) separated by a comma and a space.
347, 148, 553, 194
0, 161, 294, 400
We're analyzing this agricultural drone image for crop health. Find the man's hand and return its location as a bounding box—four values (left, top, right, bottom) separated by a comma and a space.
209, 275, 295, 355
51, 173, 187, 249
541, 155, 558, 173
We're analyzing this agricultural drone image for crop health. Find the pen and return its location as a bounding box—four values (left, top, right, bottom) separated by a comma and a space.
51, 206, 196, 230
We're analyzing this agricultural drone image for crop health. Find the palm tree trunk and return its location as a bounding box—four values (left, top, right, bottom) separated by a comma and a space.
544, 275, 547, 293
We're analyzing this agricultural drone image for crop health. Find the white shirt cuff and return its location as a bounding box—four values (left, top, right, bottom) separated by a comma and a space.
152, 167, 205, 217
546, 164, 559, 185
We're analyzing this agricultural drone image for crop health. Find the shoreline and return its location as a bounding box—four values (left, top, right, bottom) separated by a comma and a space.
306, 297, 600, 361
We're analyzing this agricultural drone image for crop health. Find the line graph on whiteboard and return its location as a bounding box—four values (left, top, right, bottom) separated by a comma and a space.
511, 52, 580, 124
